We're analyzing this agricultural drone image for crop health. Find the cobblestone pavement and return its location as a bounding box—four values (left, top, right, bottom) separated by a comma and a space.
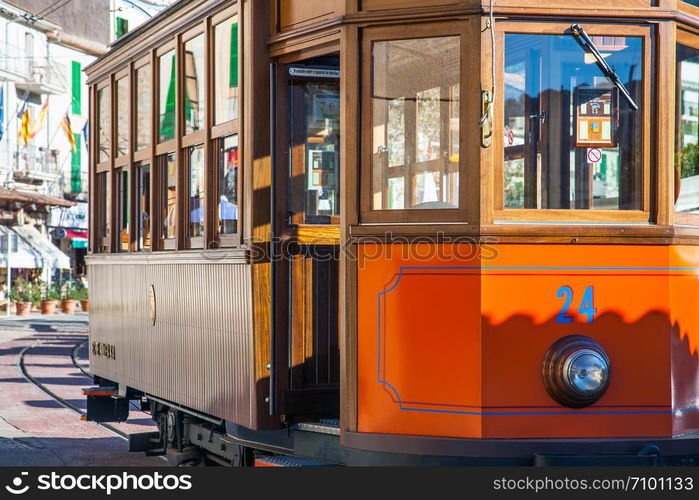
0, 313, 165, 466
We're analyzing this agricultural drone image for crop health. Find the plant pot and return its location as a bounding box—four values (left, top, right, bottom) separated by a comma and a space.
60, 299, 77, 314
80, 299, 89, 312
15, 302, 32, 316
40, 300, 56, 315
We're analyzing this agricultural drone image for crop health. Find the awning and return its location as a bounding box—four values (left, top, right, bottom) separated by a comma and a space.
11, 225, 70, 269
0, 188, 75, 208
0, 226, 44, 269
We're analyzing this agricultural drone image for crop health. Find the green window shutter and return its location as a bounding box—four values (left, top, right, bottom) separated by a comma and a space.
71, 61, 81, 115
116, 17, 129, 39
229, 22, 238, 88
71, 133, 81, 194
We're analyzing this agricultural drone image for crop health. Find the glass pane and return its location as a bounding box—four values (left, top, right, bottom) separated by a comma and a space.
159, 50, 176, 143
503, 34, 644, 211
289, 79, 340, 224
97, 172, 110, 247
677, 44, 699, 215
371, 37, 460, 210
189, 145, 205, 238
116, 77, 129, 157
219, 135, 238, 235
117, 170, 129, 252
136, 65, 151, 151
98, 87, 110, 162
184, 34, 205, 135
161, 153, 176, 240
214, 16, 239, 124
137, 164, 151, 250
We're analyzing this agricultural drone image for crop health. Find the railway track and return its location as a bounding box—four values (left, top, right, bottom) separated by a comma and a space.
17, 334, 130, 441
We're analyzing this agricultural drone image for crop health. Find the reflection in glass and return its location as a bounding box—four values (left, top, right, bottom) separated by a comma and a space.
214, 16, 239, 124
137, 164, 151, 250
677, 44, 699, 215
116, 77, 129, 156
371, 36, 460, 210
159, 50, 176, 142
503, 34, 644, 211
184, 34, 205, 134
219, 135, 238, 235
98, 88, 110, 162
160, 153, 176, 240
136, 65, 151, 151
189, 145, 205, 238
116, 170, 129, 252
96, 172, 109, 244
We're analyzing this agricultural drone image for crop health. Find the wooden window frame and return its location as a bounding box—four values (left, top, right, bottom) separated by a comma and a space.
133, 55, 153, 163
96, 79, 111, 169
113, 166, 132, 252
492, 21, 653, 224
215, 134, 242, 248
211, 5, 241, 135
114, 68, 131, 167
185, 143, 206, 249
156, 41, 177, 151
674, 27, 699, 226
359, 21, 480, 224
133, 160, 153, 252
182, 23, 207, 144
156, 151, 178, 251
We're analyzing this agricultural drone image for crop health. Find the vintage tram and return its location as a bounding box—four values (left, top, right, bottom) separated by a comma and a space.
85, 0, 699, 465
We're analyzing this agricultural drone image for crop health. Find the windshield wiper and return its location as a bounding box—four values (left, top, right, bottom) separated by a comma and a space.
569, 24, 639, 111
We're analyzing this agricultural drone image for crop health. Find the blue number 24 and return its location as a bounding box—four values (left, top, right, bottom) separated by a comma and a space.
556, 286, 597, 324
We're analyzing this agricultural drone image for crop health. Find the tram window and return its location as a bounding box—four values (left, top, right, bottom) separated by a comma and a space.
188, 144, 205, 240
158, 50, 176, 143
371, 36, 460, 210
96, 172, 110, 252
184, 34, 205, 135
116, 77, 129, 157
218, 135, 238, 236
115, 169, 130, 252
289, 76, 340, 224
97, 87, 110, 162
136, 163, 151, 250
676, 43, 699, 216
214, 16, 239, 124
136, 65, 151, 151
503, 34, 644, 211
159, 153, 177, 242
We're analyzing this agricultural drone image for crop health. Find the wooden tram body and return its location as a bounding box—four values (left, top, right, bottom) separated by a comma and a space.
85, 0, 699, 465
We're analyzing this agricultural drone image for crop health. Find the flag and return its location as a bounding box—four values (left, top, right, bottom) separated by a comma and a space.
81, 120, 88, 147
61, 113, 76, 153
28, 99, 48, 139
18, 107, 30, 147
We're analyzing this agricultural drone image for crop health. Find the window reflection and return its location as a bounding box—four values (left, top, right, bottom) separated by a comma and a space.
189, 145, 205, 238
116, 77, 129, 156
214, 16, 239, 124
96, 172, 109, 251
160, 153, 176, 241
219, 135, 238, 235
98, 87, 110, 162
371, 36, 460, 210
677, 44, 699, 215
137, 164, 151, 250
159, 50, 176, 143
116, 169, 129, 252
184, 34, 205, 134
503, 34, 644, 211
136, 65, 151, 151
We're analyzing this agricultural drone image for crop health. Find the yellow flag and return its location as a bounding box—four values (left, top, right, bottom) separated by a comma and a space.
61, 113, 76, 153
18, 108, 30, 146
29, 99, 48, 139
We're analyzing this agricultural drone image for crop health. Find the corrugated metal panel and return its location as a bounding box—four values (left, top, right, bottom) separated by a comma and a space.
88, 261, 255, 427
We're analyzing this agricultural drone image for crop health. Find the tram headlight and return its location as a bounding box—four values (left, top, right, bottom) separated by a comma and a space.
542, 335, 610, 408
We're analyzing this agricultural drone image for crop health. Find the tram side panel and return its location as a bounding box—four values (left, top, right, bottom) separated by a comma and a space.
87, 258, 258, 428
356, 243, 699, 440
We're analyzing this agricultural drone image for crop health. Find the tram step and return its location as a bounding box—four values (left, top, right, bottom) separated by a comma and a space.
255, 456, 333, 467
294, 419, 340, 436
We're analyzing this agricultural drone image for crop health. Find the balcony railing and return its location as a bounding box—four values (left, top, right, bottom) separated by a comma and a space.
13, 146, 60, 183
0, 43, 67, 93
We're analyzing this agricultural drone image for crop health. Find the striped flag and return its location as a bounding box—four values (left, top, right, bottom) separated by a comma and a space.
18, 107, 30, 147
60, 113, 76, 153
29, 99, 48, 139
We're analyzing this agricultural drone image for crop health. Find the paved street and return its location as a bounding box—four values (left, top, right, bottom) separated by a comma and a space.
0, 313, 164, 466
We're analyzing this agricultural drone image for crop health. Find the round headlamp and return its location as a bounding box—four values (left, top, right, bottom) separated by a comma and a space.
542, 335, 611, 408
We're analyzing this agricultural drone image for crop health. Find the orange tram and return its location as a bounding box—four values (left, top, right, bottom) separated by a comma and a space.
85, 0, 699, 466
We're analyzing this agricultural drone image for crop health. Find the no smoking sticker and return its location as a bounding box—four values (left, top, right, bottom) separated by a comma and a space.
587, 148, 602, 164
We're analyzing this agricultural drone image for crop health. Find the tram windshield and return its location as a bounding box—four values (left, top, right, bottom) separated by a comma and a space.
503, 31, 644, 211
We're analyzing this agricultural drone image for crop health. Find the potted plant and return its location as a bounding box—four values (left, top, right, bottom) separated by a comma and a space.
60, 281, 78, 314
40, 282, 61, 315
9, 278, 38, 317
74, 281, 89, 312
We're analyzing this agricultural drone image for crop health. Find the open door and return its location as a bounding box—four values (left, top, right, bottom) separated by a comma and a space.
272, 55, 341, 418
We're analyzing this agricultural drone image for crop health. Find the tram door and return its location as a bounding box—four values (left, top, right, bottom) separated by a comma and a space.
273, 57, 340, 418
